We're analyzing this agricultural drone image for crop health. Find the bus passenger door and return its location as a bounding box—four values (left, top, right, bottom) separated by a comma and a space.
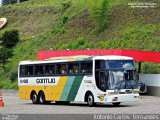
99, 71, 108, 91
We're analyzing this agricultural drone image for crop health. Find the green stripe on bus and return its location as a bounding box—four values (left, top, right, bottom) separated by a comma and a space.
66, 76, 83, 101
60, 76, 75, 101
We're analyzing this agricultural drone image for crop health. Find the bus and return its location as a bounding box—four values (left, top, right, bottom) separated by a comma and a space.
18, 55, 139, 106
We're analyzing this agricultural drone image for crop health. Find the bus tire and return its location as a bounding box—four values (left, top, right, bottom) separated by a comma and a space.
87, 93, 95, 107
31, 91, 38, 104
38, 91, 46, 104
112, 102, 121, 106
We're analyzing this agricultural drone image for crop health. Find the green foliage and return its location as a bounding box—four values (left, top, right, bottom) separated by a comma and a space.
142, 63, 159, 74
1, 29, 19, 48
61, 0, 71, 14
0, 48, 13, 71
63, 16, 68, 24
91, 0, 110, 33
10, 71, 18, 82
0, 0, 160, 89
124, 24, 157, 41
67, 37, 86, 49
51, 22, 63, 34
0, 73, 17, 89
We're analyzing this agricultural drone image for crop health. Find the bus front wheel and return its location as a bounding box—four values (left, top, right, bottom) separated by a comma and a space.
31, 92, 38, 104
87, 93, 95, 107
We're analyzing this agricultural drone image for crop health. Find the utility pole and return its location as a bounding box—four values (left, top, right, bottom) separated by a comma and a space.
138, 61, 142, 73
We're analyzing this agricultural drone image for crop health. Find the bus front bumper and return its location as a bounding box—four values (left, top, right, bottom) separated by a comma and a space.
97, 94, 139, 103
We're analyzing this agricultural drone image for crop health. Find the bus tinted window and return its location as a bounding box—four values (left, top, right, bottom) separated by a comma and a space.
73, 63, 79, 74
81, 62, 87, 73
20, 65, 25, 76
50, 65, 55, 75
28, 66, 34, 75
68, 63, 79, 74
68, 63, 73, 74
19, 61, 92, 77
44, 64, 55, 75
95, 60, 105, 70
86, 62, 92, 73
56, 64, 61, 74
81, 62, 92, 74
44, 65, 50, 75
20, 65, 33, 76
35, 65, 44, 75
62, 64, 67, 74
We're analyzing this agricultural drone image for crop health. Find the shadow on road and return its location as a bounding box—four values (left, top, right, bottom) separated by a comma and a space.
24, 102, 135, 108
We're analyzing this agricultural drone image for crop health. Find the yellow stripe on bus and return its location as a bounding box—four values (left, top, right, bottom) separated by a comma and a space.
49, 76, 68, 101
18, 76, 68, 101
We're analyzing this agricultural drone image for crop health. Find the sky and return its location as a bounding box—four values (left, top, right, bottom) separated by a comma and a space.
0, 0, 2, 6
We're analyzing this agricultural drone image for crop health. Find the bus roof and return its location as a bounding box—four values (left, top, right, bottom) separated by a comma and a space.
19, 55, 133, 65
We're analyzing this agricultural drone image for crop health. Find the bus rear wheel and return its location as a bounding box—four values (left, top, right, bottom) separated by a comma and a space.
38, 91, 46, 104
31, 92, 38, 104
87, 93, 95, 107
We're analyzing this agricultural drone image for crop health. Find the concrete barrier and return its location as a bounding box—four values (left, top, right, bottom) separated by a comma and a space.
139, 74, 160, 97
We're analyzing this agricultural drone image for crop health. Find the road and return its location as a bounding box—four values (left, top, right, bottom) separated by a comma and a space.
0, 90, 160, 114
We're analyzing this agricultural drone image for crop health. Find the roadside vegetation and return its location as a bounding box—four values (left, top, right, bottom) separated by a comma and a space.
0, 0, 159, 88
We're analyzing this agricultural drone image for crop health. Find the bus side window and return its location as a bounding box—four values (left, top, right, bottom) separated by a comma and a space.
24, 66, 28, 75
35, 65, 44, 75
73, 63, 79, 74
81, 62, 86, 73
62, 64, 67, 74
68, 63, 73, 74
20, 65, 25, 76
49, 65, 55, 75
56, 64, 61, 74
45, 65, 50, 75
81, 62, 92, 74
86, 62, 92, 73
28, 66, 33, 75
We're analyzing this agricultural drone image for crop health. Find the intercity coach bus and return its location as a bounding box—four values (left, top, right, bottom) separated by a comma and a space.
18, 55, 139, 106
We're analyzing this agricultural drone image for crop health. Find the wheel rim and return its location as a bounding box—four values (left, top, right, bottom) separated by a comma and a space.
32, 94, 37, 103
39, 93, 45, 103
88, 95, 93, 105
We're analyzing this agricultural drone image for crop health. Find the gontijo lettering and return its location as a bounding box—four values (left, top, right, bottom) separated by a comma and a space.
36, 78, 55, 83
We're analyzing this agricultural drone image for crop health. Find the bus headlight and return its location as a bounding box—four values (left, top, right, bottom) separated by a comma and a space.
133, 89, 139, 94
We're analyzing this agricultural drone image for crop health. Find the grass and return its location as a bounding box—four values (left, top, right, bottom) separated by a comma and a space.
0, 0, 160, 89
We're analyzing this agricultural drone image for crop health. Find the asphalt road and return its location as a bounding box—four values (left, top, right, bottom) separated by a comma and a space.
0, 90, 160, 114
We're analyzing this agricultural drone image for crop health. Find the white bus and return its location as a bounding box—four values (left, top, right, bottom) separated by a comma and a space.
18, 55, 139, 106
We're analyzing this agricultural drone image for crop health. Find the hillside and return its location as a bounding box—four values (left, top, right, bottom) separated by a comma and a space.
0, 0, 160, 88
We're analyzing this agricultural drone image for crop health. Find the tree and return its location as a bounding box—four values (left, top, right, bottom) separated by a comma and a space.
0, 47, 13, 72
1, 29, 19, 48
91, 0, 110, 33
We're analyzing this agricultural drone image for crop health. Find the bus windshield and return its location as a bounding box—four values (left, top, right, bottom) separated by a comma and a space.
107, 60, 135, 70
109, 69, 138, 90
95, 59, 138, 91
